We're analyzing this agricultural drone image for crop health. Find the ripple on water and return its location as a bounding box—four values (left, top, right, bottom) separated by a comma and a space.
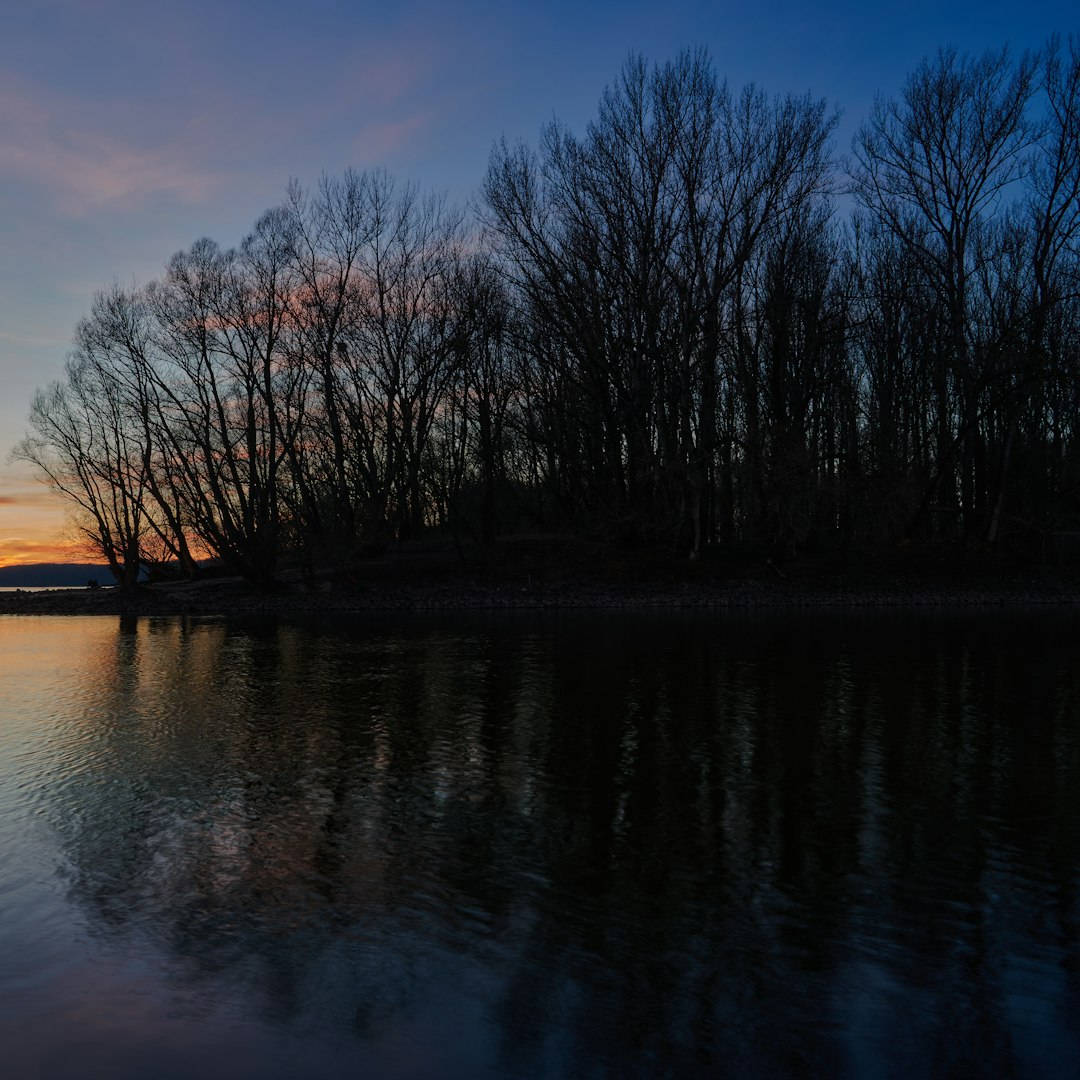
2, 611, 1080, 1079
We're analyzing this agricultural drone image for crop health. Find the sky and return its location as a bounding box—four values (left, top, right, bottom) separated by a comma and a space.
0, 0, 1074, 566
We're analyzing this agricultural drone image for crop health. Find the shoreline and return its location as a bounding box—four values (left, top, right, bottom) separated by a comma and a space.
3, 580, 1079, 617
4, 539, 1080, 616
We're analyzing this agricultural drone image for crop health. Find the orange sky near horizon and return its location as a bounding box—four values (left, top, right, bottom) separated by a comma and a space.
2, 0, 1074, 577
0, 460, 88, 566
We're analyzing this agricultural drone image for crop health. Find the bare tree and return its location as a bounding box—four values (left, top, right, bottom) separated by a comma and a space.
484, 49, 836, 552
985, 35, 1080, 544
20, 44, 1080, 578
282, 170, 376, 552
852, 44, 1037, 539
14, 352, 150, 588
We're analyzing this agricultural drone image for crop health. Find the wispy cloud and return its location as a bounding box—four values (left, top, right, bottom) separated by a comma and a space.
334, 50, 442, 110
0, 466, 74, 565
351, 112, 435, 166
0, 535, 83, 566
0, 41, 454, 222
0, 327, 73, 349
0, 74, 224, 217
0, 488, 62, 510
0, 462, 66, 507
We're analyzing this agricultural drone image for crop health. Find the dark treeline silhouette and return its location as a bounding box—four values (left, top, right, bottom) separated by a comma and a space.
16, 42, 1080, 586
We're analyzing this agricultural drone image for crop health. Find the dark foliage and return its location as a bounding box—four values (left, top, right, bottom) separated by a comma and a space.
16, 43, 1080, 584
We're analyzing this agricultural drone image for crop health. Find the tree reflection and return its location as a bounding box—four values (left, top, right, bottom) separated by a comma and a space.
44, 611, 1080, 1076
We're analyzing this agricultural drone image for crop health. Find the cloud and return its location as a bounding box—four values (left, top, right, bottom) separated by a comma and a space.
351, 113, 435, 166
0, 461, 68, 508
0, 534, 83, 566
334, 51, 439, 111
0, 488, 63, 510
0, 74, 224, 217
0, 471, 76, 565
0, 328, 73, 350
0, 45, 454, 224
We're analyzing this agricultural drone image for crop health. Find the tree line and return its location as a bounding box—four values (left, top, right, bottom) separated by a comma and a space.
16, 41, 1080, 586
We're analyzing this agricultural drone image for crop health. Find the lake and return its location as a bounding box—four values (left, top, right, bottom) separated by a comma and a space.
1, 610, 1078, 1079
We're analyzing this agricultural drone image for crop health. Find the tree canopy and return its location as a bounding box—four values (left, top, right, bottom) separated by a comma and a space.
17, 42, 1080, 584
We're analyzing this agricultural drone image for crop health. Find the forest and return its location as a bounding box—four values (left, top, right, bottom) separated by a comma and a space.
15, 41, 1080, 588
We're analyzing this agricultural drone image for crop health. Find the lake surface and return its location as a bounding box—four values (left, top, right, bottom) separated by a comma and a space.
2, 610, 1078, 1079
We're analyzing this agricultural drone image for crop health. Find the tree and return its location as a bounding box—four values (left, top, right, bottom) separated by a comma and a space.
851, 45, 1037, 539
14, 352, 150, 588
985, 35, 1080, 545
483, 49, 836, 552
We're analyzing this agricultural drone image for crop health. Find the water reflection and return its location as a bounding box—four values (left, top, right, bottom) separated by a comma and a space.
2, 611, 1080, 1078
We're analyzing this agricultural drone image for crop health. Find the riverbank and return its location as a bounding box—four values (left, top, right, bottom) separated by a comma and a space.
3, 536, 1080, 615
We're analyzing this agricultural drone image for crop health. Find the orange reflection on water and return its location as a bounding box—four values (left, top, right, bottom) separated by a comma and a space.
0, 615, 118, 692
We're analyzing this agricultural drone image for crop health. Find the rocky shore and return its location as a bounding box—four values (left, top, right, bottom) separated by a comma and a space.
3, 537, 1080, 616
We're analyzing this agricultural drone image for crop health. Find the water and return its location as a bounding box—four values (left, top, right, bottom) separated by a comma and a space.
1, 610, 1078, 1079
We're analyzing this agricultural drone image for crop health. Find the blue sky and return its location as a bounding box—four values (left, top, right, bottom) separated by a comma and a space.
1, 0, 1074, 562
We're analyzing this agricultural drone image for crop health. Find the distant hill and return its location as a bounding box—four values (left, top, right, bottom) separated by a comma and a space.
0, 563, 115, 588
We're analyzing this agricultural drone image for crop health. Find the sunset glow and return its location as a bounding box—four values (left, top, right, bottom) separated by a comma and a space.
0, 464, 83, 564
1, 0, 1075, 573
3, 6, 1080, 1077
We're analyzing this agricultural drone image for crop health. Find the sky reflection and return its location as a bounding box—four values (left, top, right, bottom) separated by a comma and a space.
1, 611, 1079, 1076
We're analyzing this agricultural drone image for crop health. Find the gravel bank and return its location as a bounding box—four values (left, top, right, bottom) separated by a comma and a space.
4, 540, 1079, 616
3, 577, 1079, 617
